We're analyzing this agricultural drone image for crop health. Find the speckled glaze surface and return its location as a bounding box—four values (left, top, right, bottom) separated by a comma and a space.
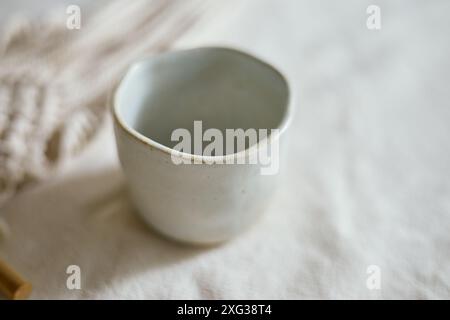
112, 47, 292, 244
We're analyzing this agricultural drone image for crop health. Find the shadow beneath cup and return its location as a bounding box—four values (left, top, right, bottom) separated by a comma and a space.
0, 168, 208, 299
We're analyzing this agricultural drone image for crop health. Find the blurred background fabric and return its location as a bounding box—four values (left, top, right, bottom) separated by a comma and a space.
0, 0, 449, 299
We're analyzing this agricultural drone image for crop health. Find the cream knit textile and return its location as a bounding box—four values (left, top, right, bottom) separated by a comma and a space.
0, 0, 224, 205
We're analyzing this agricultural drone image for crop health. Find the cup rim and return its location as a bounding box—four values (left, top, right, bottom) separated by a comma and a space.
111, 46, 293, 163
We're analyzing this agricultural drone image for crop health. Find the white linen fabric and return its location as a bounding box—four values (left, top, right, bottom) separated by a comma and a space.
0, 0, 449, 299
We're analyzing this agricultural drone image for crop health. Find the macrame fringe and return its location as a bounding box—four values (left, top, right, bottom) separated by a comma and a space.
0, 0, 230, 206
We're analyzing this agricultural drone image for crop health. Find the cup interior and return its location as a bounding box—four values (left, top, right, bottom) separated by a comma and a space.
114, 47, 289, 155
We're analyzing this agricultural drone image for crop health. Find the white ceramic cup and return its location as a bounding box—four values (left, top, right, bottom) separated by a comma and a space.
112, 47, 291, 244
